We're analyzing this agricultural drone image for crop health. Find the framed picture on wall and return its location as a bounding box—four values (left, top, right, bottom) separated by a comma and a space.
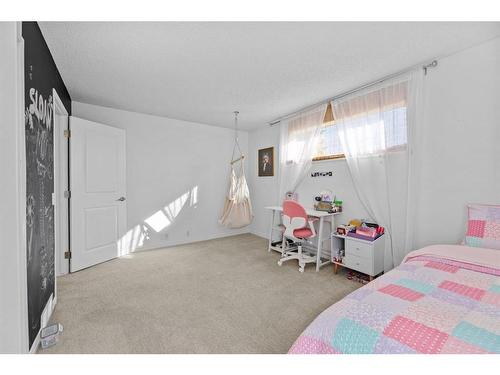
258, 147, 274, 177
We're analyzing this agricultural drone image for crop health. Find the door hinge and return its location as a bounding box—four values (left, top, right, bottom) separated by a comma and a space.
64, 129, 71, 138
64, 190, 71, 199
64, 250, 72, 259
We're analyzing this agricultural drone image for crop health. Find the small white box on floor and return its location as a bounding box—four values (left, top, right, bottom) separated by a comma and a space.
40, 323, 64, 349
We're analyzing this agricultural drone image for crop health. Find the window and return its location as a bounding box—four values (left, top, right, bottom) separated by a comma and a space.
313, 90, 408, 160
314, 121, 344, 160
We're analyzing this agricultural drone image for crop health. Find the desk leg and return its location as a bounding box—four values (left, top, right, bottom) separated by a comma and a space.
330, 215, 335, 261
268, 210, 275, 252
315, 217, 324, 271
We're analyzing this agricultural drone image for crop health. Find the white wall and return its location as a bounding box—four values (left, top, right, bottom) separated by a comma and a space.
296, 160, 370, 224
248, 36, 500, 256
73, 102, 250, 252
413, 37, 500, 248
0, 22, 28, 353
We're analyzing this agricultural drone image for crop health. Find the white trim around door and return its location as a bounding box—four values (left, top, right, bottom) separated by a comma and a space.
53, 89, 70, 277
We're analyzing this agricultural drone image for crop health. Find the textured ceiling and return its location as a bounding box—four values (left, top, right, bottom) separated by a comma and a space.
39, 22, 500, 130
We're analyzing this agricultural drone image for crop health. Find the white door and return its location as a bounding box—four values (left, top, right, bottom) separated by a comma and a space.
70, 117, 126, 272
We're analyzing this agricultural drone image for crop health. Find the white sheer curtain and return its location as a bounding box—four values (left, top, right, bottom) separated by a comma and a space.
332, 71, 422, 269
278, 104, 327, 202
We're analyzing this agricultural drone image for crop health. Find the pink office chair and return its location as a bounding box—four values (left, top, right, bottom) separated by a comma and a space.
278, 200, 317, 273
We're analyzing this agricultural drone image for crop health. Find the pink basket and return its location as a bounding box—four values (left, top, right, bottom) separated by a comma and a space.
356, 227, 377, 238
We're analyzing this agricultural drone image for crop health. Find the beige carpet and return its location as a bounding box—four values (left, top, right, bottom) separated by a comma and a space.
41, 233, 360, 354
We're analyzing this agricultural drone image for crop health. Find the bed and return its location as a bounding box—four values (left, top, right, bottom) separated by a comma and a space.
289, 244, 500, 354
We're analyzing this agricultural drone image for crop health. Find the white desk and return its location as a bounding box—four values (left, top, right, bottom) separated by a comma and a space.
265, 205, 340, 271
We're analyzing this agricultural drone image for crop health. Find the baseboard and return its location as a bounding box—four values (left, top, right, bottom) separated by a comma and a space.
250, 230, 268, 239
132, 230, 252, 254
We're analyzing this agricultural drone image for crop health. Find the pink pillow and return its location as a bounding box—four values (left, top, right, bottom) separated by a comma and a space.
465, 204, 500, 250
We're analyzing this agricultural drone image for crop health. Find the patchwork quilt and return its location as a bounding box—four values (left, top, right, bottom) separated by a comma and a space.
289, 245, 500, 354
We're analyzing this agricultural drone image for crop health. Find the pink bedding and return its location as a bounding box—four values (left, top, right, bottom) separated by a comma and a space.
404, 244, 500, 273
289, 245, 500, 354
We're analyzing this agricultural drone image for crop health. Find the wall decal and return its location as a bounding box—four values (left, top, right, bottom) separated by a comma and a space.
311, 171, 333, 177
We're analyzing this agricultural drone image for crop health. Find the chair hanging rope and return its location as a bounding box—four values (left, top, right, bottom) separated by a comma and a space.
230, 111, 244, 164
219, 111, 253, 228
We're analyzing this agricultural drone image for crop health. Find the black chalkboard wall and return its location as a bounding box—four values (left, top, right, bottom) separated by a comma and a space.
22, 22, 71, 350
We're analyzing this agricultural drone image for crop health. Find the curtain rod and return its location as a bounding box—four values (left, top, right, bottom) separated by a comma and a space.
269, 59, 438, 126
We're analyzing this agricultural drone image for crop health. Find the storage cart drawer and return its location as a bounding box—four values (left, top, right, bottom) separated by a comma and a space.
343, 254, 373, 275
345, 239, 372, 259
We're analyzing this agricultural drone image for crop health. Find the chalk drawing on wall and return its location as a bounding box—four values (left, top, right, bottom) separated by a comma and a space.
25, 87, 55, 348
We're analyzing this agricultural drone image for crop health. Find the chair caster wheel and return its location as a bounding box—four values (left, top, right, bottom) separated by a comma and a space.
278, 261, 282, 266
299, 267, 304, 273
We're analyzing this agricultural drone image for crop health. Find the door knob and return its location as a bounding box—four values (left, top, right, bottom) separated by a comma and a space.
117, 196, 126, 201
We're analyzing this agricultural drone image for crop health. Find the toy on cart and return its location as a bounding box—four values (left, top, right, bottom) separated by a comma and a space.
336, 224, 355, 236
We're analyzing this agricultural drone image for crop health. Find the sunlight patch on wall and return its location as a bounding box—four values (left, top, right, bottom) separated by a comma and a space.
164, 191, 190, 223
118, 224, 148, 256
145, 210, 171, 232
117, 186, 199, 255
190, 186, 198, 206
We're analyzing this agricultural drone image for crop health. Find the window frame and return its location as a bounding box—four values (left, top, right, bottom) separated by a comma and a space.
313, 153, 346, 161
312, 119, 345, 161
313, 102, 409, 161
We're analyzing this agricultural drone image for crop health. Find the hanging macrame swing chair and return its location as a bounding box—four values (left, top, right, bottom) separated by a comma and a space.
219, 111, 253, 228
